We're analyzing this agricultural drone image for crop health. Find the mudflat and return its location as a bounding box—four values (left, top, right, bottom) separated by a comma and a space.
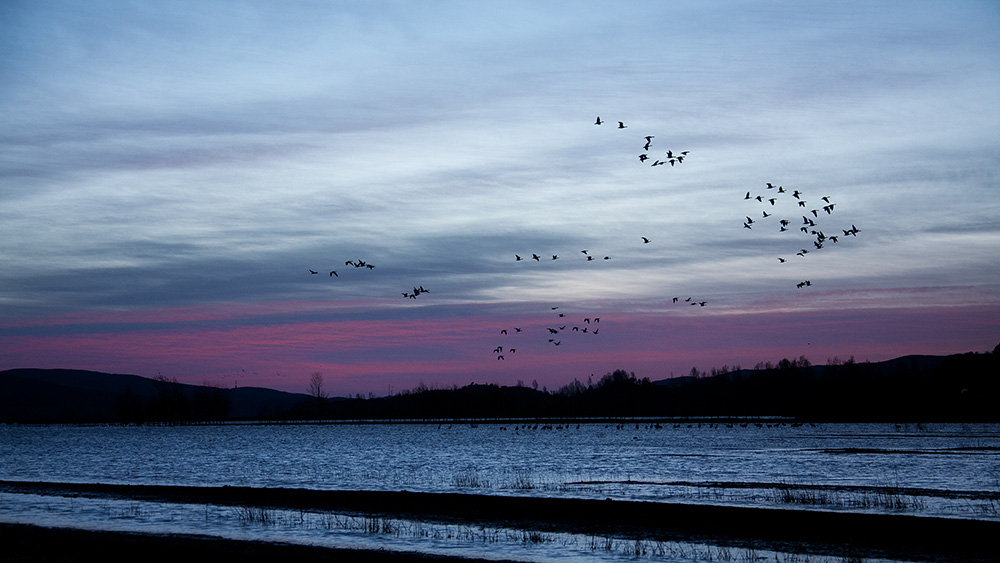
1, 481, 995, 562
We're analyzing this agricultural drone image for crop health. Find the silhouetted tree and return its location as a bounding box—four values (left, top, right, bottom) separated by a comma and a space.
307, 372, 327, 401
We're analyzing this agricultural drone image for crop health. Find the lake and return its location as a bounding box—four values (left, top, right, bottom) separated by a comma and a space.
2, 421, 998, 561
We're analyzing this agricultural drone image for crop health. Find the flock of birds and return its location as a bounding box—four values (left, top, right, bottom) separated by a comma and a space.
309, 258, 433, 300
309, 258, 377, 279
742, 182, 862, 288
307, 115, 862, 366
493, 307, 604, 360
596, 117, 691, 168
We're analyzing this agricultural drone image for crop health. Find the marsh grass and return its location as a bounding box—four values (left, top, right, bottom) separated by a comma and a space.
224, 504, 892, 563
768, 483, 926, 511
451, 467, 535, 490
233, 504, 275, 525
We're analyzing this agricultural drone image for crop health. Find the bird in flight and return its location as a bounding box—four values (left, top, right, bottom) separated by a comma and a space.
618, 121, 627, 129
309, 269, 318, 274
329, 271, 338, 277
641, 237, 651, 244
595, 116, 603, 125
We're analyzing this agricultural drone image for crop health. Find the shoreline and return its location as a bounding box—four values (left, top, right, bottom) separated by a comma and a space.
1, 481, 996, 562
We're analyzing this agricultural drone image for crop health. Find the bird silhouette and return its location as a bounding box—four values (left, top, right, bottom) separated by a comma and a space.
641, 236, 651, 244
309, 269, 318, 274
330, 271, 338, 277
595, 116, 603, 125
618, 121, 627, 129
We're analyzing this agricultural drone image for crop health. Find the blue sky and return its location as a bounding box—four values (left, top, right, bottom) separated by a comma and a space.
2, 1, 999, 395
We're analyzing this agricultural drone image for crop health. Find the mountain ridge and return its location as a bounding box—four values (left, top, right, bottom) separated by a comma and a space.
2, 347, 997, 423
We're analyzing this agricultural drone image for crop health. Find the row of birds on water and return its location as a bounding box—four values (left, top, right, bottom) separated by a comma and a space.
437, 421, 816, 431
742, 182, 863, 287
595, 116, 691, 167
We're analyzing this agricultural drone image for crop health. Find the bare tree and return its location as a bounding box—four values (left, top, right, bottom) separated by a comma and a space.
307, 372, 327, 400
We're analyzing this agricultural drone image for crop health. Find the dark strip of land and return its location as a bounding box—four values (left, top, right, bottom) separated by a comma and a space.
1, 480, 996, 562
0, 523, 520, 563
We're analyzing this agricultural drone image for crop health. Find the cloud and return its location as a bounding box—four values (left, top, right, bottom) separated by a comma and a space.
1, 1, 998, 394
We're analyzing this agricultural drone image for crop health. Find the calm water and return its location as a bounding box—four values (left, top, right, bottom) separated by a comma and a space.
2, 422, 998, 561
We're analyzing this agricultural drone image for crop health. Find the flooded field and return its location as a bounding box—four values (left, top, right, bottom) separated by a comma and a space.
2, 421, 998, 561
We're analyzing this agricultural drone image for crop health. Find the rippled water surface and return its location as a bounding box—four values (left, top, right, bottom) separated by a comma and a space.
3, 422, 998, 561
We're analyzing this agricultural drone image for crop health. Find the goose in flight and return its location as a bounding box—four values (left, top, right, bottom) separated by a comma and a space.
644, 135, 654, 142
309, 269, 318, 274
532, 254, 541, 261
618, 121, 627, 129
641, 236, 651, 244
330, 271, 338, 277
595, 116, 603, 125
639, 154, 649, 162
515, 254, 522, 261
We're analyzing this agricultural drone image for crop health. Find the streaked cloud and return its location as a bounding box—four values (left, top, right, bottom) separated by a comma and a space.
2, 1, 998, 394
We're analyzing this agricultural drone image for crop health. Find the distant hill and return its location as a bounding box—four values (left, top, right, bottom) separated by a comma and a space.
2, 347, 997, 423
0, 369, 313, 423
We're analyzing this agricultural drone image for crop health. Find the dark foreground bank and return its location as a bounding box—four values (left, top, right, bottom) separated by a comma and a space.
0, 523, 520, 563
1, 481, 996, 562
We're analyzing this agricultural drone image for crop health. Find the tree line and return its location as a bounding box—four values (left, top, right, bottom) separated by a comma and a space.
54, 343, 1000, 424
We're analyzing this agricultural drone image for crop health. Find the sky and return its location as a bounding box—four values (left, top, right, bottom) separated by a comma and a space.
2, 1, 999, 397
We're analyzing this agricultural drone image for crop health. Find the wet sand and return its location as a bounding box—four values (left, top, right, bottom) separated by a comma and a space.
1, 481, 996, 562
